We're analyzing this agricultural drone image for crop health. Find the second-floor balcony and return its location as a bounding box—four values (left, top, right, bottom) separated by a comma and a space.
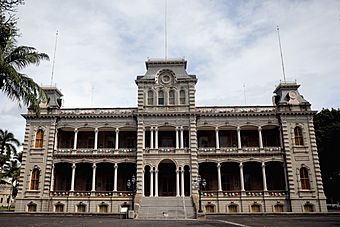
55, 148, 136, 155
198, 146, 281, 154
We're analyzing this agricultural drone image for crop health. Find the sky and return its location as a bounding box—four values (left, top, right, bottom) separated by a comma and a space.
1, 0, 340, 146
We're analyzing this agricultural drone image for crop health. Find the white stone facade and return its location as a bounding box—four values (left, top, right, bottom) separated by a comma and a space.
15, 59, 327, 214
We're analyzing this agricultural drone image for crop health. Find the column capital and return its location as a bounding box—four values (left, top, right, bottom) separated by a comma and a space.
239, 162, 243, 167
262, 162, 266, 167
215, 126, 219, 131
237, 126, 241, 131
95, 128, 98, 132
115, 128, 119, 132
217, 163, 221, 168
114, 163, 118, 168
92, 163, 97, 168
155, 126, 158, 131
180, 126, 184, 131
72, 163, 76, 168
258, 126, 262, 131
74, 128, 78, 133
176, 126, 180, 131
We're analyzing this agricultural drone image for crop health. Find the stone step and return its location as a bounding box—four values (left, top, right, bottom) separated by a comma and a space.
138, 197, 195, 219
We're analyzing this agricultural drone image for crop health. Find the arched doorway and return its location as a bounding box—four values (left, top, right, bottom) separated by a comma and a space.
158, 160, 176, 196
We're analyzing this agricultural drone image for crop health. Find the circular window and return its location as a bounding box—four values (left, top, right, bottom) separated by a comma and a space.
162, 74, 171, 83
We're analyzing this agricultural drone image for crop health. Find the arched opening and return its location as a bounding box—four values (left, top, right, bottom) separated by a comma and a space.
54, 163, 72, 191
96, 163, 114, 191
98, 203, 108, 213
227, 204, 238, 213
240, 126, 259, 147
30, 168, 40, 190
266, 161, 285, 191
251, 203, 261, 212
300, 167, 311, 190
221, 162, 240, 191
117, 163, 136, 191
158, 90, 164, 105
144, 165, 151, 196
294, 126, 304, 146
179, 90, 186, 104
274, 203, 284, 212
57, 128, 74, 149
147, 90, 154, 105
184, 165, 190, 196
169, 89, 175, 105
304, 203, 314, 212
27, 202, 37, 212
74, 163, 92, 191
55, 203, 64, 212
243, 162, 263, 191
205, 204, 215, 213
158, 160, 176, 196
199, 162, 218, 191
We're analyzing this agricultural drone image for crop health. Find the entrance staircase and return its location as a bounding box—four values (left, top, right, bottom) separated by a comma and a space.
137, 197, 195, 219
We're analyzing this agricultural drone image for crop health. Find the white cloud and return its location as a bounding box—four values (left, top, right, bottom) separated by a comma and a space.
1, 0, 340, 140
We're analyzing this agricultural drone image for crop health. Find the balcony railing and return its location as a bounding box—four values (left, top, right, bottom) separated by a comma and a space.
144, 147, 189, 154
55, 148, 136, 155
198, 147, 281, 153
196, 106, 276, 114
50, 191, 133, 197
201, 190, 287, 198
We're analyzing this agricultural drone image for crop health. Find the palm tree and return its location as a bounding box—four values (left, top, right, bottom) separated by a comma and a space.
0, 13, 49, 113
0, 129, 20, 166
1, 157, 21, 209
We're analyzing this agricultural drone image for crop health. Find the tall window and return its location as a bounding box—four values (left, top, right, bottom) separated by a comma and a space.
180, 90, 186, 104
300, 167, 310, 190
158, 90, 164, 105
147, 90, 154, 105
35, 129, 44, 148
169, 90, 175, 105
30, 168, 40, 190
294, 126, 304, 145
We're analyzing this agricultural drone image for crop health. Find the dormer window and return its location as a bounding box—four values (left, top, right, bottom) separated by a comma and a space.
158, 90, 164, 105
169, 90, 175, 105
147, 90, 154, 105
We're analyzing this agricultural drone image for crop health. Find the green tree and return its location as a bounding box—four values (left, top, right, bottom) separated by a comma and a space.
0, 0, 49, 114
314, 108, 340, 204
0, 129, 20, 166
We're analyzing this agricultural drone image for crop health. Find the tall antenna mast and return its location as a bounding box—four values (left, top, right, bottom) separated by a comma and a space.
243, 83, 247, 105
50, 30, 59, 86
276, 26, 286, 82
164, 0, 168, 59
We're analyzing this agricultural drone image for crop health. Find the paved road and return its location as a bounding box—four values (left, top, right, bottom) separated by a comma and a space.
0, 215, 339, 227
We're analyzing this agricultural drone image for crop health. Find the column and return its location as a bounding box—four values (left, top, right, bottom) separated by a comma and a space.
239, 163, 245, 191
155, 127, 159, 149
70, 163, 76, 192
150, 169, 154, 197
237, 127, 242, 149
176, 127, 179, 149
113, 163, 118, 191
73, 128, 78, 150
155, 168, 159, 197
50, 164, 55, 192
180, 126, 184, 149
150, 127, 154, 149
115, 128, 119, 150
91, 163, 96, 192
94, 128, 98, 150
217, 163, 222, 191
176, 169, 180, 197
181, 168, 185, 197
258, 126, 263, 149
215, 127, 220, 149
262, 162, 268, 191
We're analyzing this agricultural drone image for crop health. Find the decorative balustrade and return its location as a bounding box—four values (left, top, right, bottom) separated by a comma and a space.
196, 106, 275, 114
50, 191, 133, 197
144, 148, 189, 154
201, 190, 287, 198
198, 147, 281, 154
60, 108, 136, 115
55, 148, 136, 155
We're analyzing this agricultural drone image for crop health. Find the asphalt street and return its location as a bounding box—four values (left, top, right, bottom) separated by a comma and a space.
0, 214, 339, 227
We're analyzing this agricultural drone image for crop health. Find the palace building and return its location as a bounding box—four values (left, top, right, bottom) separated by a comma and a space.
15, 59, 327, 217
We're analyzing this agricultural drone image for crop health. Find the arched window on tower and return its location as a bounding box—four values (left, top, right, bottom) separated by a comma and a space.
180, 90, 186, 105
30, 168, 40, 190
300, 167, 311, 190
147, 90, 154, 105
294, 126, 304, 146
169, 89, 175, 105
158, 90, 164, 105
35, 129, 44, 148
